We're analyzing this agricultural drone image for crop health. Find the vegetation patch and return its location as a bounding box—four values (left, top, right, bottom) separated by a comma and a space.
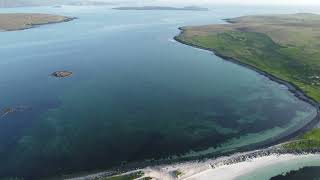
283, 129, 320, 149
175, 13, 320, 150
175, 14, 320, 102
172, 170, 183, 177
99, 171, 145, 180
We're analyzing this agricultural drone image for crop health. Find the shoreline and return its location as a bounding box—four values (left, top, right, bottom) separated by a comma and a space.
27, 16, 77, 30
16, 17, 76, 31
174, 27, 319, 107
182, 153, 320, 180
65, 27, 320, 180
174, 28, 320, 147
0, 16, 77, 32
69, 147, 320, 180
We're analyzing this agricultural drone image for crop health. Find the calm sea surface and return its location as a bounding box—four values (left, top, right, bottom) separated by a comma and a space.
0, 5, 320, 178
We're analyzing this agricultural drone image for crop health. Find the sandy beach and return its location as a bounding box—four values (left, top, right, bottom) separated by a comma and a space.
68, 147, 320, 180
183, 154, 320, 180
134, 153, 320, 180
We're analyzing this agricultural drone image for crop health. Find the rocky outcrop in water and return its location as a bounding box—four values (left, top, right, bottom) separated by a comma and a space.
51, 71, 73, 78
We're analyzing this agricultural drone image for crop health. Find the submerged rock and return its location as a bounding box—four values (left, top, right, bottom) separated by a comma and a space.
0, 107, 14, 118
0, 106, 31, 118
51, 71, 73, 78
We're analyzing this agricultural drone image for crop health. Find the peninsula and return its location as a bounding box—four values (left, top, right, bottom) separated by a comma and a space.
175, 13, 320, 149
113, 6, 209, 11
175, 13, 320, 102
0, 13, 75, 31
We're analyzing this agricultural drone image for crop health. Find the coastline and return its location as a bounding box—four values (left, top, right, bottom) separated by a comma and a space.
182, 153, 320, 180
174, 27, 319, 107
0, 16, 77, 32
66, 30, 320, 180
174, 28, 320, 147
68, 146, 320, 180
26, 16, 77, 30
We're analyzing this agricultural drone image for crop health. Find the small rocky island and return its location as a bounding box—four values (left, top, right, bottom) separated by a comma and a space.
0, 13, 75, 31
51, 71, 73, 78
113, 6, 209, 11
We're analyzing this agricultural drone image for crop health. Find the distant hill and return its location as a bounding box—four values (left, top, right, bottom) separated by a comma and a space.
0, 0, 114, 8
113, 6, 209, 11
68, 1, 115, 6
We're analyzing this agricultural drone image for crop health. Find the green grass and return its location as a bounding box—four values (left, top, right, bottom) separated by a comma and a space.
99, 171, 144, 180
175, 14, 320, 150
140, 177, 152, 180
176, 30, 320, 102
283, 129, 320, 149
172, 170, 183, 177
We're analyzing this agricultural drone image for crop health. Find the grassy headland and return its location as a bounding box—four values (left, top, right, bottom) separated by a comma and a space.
175, 13, 320, 149
175, 13, 320, 102
0, 13, 75, 31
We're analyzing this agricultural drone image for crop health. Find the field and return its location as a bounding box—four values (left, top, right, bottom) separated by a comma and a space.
175, 13, 320, 102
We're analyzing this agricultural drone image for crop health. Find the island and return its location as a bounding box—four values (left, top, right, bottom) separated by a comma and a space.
51, 71, 73, 78
113, 6, 209, 11
0, 13, 75, 31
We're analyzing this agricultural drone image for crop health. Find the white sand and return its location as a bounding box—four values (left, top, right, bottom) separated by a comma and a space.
185, 154, 320, 180
69, 151, 320, 180
140, 154, 320, 180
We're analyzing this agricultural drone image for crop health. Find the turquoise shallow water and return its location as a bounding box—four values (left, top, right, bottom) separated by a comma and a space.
236, 155, 320, 180
0, 5, 320, 179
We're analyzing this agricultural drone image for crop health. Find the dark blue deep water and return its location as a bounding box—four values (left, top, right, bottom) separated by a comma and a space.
271, 166, 320, 180
0, 5, 319, 179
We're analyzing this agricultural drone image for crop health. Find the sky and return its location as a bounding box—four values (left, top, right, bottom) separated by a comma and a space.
3, 0, 320, 7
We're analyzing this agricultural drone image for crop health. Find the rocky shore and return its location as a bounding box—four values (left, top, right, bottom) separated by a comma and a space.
182, 152, 320, 180
68, 145, 320, 180
209, 146, 320, 168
